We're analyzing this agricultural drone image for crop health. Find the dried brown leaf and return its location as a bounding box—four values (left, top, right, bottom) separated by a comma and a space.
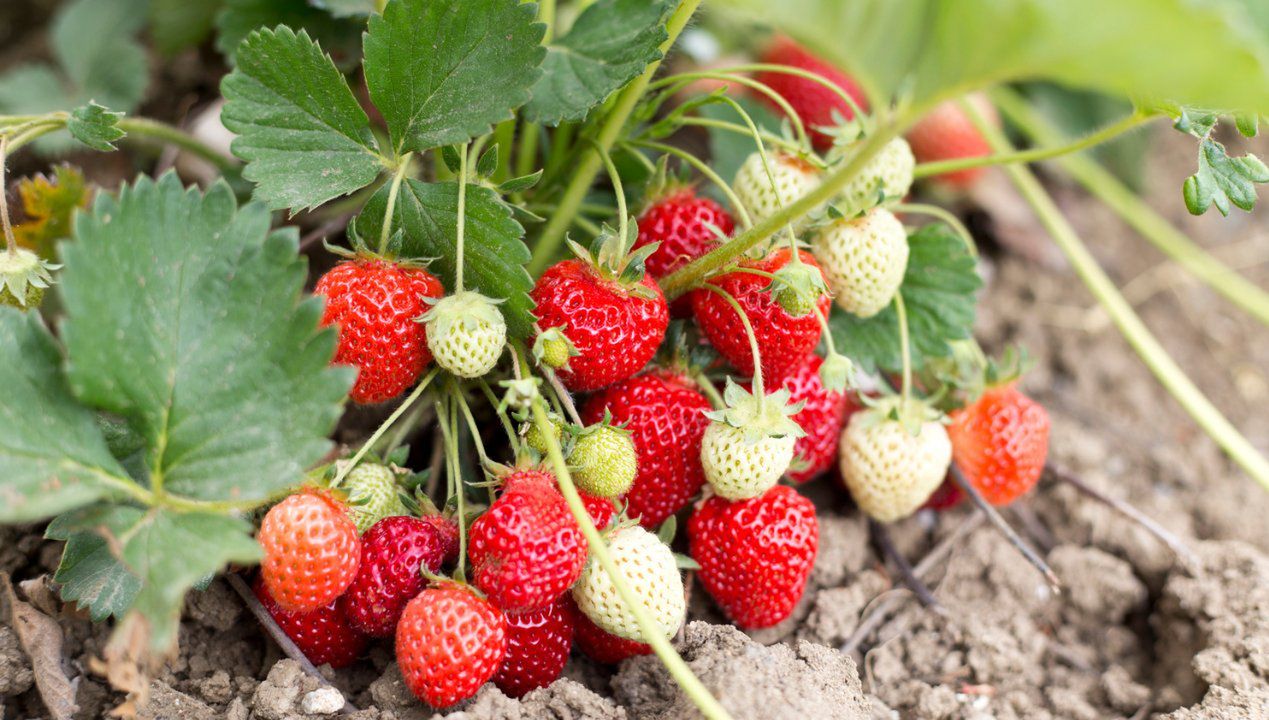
0, 573, 77, 720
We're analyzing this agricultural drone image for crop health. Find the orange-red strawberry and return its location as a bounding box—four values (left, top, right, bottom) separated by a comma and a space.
754, 36, 870, 152
906, 93, 999, 189
314, 259, 444, 404
581, 370, 713, 528
468, 470, 587, 612
569, 597, 650, 665
492, 598, 575, 698
253, 576, 367, 669
396, 583, 507, 708
342, 516, 448, 637
947, 384, 1050, 506
259, 488, 360, 612
634, 188, 734, 316
691, 248, 830, 381
687, 485, 818, 628
772, 355, 859, 483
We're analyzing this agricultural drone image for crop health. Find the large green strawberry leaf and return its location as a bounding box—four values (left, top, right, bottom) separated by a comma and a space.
60, 173, 352, 504
717, 0, 1269, 117
0, 311, 129, 523
363, 0, 546, 155
46, 507, 143, 622
221, 27, 386, 211
828, 224, 981, 375
523, 0, 671, 125
353, 179, 535, 338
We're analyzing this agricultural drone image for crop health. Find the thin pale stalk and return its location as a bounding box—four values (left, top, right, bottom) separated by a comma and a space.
331, 369, 439, 487
699, 282, 765, 395
625, 139, 752, 228
378, 153, 414, 255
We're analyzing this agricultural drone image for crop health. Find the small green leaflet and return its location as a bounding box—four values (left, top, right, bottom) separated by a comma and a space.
353, 180, 536, 339
828, 224, 981, 374
46, 507, 143, 622
216, 0, 362, 64
363, 0, 546, 154
221, 27, 385, 211
0, 311, 127, 523
1183, 137, 1269, 216
67, 102, 125, 151
523, 0, 671, 125
60, 173, 352, 504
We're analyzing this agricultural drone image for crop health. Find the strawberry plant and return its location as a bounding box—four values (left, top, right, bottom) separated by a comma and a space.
2, 0, 1269, 717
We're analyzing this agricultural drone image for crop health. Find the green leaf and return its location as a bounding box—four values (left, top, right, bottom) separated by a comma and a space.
60, 173, 352, 504
1184, 137, 1269, 215
717, 0, 1269, 117
67, 102, 125, 151
522, 0, 670, 125
828, 224, 981, 375
1236, 113, 1260, 137
308, 0, 376, 17
149, 0, 225, 55
49, 505, 260, 650
353, 179, 535, 338
221, 27, 385, 211
363, 0, 546, 154
216, 0, 362, 65
46, 507, 142, 622
0, 311, 130, 523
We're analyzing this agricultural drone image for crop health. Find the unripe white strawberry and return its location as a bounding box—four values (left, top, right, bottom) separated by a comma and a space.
423, 290, 506, 378
572, 525, 685, 642
811, 207, 909, 318
700, 380, 805, 500
342, 462, 406, 533
733, 152, 822, 232
837, 137, 915, 213
571, 423, 637, 498
838, 399, 952, 522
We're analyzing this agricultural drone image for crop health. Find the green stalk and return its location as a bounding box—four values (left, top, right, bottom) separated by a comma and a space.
646, 72, 810, 150
992, 88, 1269, 329
455, 142, 470, 291
698, 283, 765, 395
117, 117, 243, 172
671, 116, 801, 153
331, 368, 439, 487
589, 138, 629, 246
893, 202, 977, 258
530, 399, 733, 720
378, 153, 414, 255
529, 0, 704, 274
971, 104, 1269, 491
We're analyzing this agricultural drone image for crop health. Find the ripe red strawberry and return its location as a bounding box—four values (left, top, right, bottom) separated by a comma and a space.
687, 485, 818, 628
921, 477, 965, 511
468, 470, 587, 612
947, 384, 1050, 506
314, 259, 444, 404
635, 188, 734, 316
579, 490, 618, 530
259, 488, 360, 612
568, 597, 650, 665
396, 583, 507, 708
906, 93, 998, 189
492, 598, 575, 698
581, 370, 713, 528
532, 242, 669, 391
252, 576, 367, 669
341, 516, 448, 637
772, 355, 858, 483
691, 248, 830, 381
419, 513, 461, 566
754, 36, 870, 152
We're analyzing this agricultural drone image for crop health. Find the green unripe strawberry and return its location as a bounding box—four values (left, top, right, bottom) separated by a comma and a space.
423, 290, 506, 379
524, 416, 565, 457
811, 207, 909, 318
571, 423, 637, 498
343, 463, 406, 533
837, 138, 915, 213
0, 247, 57, 310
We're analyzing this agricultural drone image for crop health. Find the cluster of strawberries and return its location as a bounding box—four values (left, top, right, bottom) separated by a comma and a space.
249, 37, 1050, 711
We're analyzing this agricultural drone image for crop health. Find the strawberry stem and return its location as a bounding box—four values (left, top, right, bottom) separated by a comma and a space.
0, 137, 16, 257
624, 139, 754, 229
645, 71, 811, 152
892, 202, 978, 258
331, 368, 439, 488
455, 141, 470, 292
699, 282, 765, 396
477, 378, 522, 455
705, 63, 872, 130
690, 372, 726, 409
450, 378, 491, 471
541, 367, 584, 427
378, 152, 414, 256
436, 395, 468, 580
588, 138, 629, 252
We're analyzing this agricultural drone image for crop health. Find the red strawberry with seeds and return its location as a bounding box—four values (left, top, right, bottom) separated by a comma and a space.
396, 583, 507, 708
947, 384, 1050, 506
569, 597, 651, 665
341, 516, 448, 637
531, 227, 669, 392
581, 370, 713, 528
774, 354, 859, 483
579, 490, 618, 530
253, 577, 367, 669
691, 248, 830, 382
754, 36, 870, 152
315, 259, 444, 404
419, 513, 461, 566
492, 598, 575, 698
635, 188, 734, 316
906, 93, 999, 189
468, 470, 588, 612
688, 485, 819, 629
259, 488, 360, 612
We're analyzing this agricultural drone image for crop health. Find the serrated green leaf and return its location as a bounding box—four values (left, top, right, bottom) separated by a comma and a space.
221, 27, 385, 211
149, 0, 224, 55
1174, 107, 1220, 138
1186, 137, 1269, 216
60, 173, 352, 504
363, 0, 546, 154
353, 179, 535, 338
477, 143, 500, 178
498, 169, 544, 194
67, 102, 125, 151
46, 506, 142, 622
216, 0, 362, 64
1236, 113, 1260, 137
718, 0, 1269, 117
0, 311, 130, 523
522, 0, 670, 125
829, 224, 981, 375
308, 0, 375, 17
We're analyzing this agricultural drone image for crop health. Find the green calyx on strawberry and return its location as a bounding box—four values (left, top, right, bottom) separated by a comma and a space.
565, 221, 661, 301
532, 326, 578, 371
700, 379, 806, 500
923, 341, 1032, 413
764, 252, 829, 318
0, 247, 59, 310
336, 461, 409, 534
421, 290, 507, 379
570, 411, 638, 498
817, 350, 854, 393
